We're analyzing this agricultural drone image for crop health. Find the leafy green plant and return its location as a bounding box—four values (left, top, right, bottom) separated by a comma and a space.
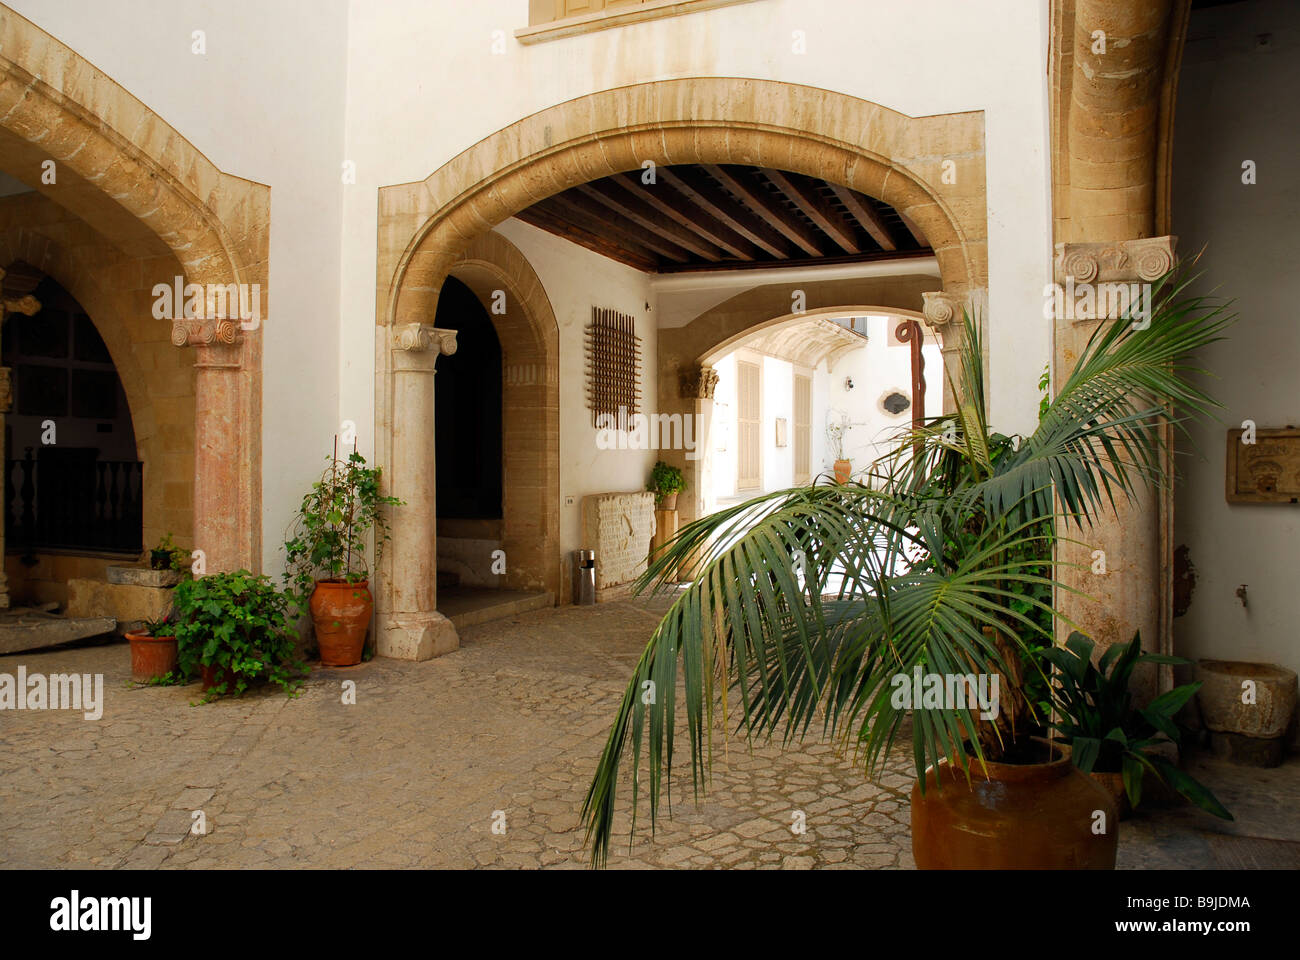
283, 445, 402, 604
173, 571, 305, 701
149, 532, 189, 572
141, 615, 176, 638
1044, 630, 1231, 819
647, 460, 686, 505
581, 269, 1233, 865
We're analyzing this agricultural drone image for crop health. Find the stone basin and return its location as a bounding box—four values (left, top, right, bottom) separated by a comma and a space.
1195, 659, 1298, 740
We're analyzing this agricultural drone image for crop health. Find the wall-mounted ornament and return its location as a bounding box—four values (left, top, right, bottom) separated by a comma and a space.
585, 307, 642, 427
1226, 426, 1300, 503
774, 417, 788, 448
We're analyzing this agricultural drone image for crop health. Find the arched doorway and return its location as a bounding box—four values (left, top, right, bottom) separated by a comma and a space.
1, 269, 145, 605
373, 78, 986, 659
0, 14, 268, 586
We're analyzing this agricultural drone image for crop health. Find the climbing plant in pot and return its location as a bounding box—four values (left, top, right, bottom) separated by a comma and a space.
283, 444, 402, 667
582, 272, 1233, 868
647, 460, 686, 511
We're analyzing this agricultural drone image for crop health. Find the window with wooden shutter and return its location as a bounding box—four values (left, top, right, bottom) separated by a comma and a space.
736, 358, 761, 491
793, 372, 811, 485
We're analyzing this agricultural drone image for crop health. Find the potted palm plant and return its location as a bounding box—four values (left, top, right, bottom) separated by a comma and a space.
582, 272, 1232, 868
283, 440, 402, 667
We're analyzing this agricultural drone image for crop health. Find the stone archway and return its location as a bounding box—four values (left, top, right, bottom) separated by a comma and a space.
375, 77, 988, 659
0, 9, 268, 580
445, 231, 560, 601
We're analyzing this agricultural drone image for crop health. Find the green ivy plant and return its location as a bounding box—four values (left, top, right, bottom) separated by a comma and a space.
647, 460, 686, 506
173, 571, 305, 701
282, 448, 403, 605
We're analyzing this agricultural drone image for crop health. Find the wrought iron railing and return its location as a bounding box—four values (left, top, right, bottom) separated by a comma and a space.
5, 448, 143, 556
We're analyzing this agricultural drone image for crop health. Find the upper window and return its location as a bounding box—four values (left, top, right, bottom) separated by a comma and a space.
520, 0, 759, 45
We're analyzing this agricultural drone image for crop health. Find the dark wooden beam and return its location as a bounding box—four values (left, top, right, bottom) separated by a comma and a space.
762, 168, 861, 255
657, 166, 795, 259
704, 164, 826, 257
514, 205, 658, 272
576, 180, 726, 261
617, 172, 758, 260
543, 191, 694, 263
829, 183, 897, 252
656, 245, 936, 275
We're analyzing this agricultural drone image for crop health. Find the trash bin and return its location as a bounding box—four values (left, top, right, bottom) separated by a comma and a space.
573, 549, 596, 606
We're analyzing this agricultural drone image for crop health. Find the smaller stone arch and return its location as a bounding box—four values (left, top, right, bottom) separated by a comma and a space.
445, 231, 560, 600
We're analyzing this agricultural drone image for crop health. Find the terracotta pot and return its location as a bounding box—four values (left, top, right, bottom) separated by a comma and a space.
1090, 770, 1133, 820
833, 459, 852, 483
658, 493, 678, 511
910, 744, 1118, 869
127, 631, 177, 682
199, 663, 237, 693
310, 579, 373, 667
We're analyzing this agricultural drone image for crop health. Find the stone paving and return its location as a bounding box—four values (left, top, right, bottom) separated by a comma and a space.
0, 596, 1296, 870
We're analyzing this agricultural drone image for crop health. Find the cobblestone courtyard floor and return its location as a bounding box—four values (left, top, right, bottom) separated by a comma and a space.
2, 597, 1298, 870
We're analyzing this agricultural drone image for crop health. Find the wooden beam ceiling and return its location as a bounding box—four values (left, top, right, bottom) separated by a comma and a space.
515, 163, 931, 273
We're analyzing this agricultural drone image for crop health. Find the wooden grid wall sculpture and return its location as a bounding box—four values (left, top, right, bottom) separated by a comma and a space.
585, 307, 642, 427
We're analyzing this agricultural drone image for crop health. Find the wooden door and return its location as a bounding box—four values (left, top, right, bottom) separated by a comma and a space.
736, 359, 760, 490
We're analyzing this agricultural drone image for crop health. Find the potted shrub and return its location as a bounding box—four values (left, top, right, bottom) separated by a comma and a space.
148, 532, 188, 572
647, 460, 686, 511
581, 273, 1233, 868
126, 615, 178, 683
283, 445, 402, 667
1044, 630, 1231, 821
826, 418, 852, 482
173, 570, 304, 700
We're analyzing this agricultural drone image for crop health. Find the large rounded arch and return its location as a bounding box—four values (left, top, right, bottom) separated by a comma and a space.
374, 78, 987, 659
0, 9, 268, 576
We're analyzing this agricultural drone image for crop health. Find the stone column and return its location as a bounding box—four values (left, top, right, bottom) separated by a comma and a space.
1052, 237, 1176, 698
377, 322, 460, 660
171, 318, 249, 573
674, 365, 718, 580
922, 289, 982, 414
0, 366, 9, 608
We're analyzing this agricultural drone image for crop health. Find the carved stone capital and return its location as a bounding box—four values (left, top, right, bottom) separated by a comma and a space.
393, 323, 458, 355
921, 291, 966, 332
1054, 236, 1176, 285
170, 317, 243, 348
679, 365, 719, 400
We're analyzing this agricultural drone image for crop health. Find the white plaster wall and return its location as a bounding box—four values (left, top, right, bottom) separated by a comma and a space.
1171, 0, 1300, 677
761, 355, 793, 492
493, 218, 656, 561
10, 0, 350, 574
339, 0, 1055, 485
711, 353, 737, 500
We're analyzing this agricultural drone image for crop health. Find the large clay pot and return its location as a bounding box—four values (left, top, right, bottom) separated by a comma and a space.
910, 744, 1118, 869
833, 459, 852, 483
199, 663, 237, 693
310, 579, 373, 667
127, 630, 177, 682
1089, 770, 1133, 820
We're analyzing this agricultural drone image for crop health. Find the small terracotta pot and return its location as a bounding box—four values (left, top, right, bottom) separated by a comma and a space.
199, 663, 237, 693
910, 743, 1118, 869
833, 459, 852, 483
127, 631, 178, 682
310, 579, 373, 667
658, 493, 678, 511
1090, 770, 1133, 820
